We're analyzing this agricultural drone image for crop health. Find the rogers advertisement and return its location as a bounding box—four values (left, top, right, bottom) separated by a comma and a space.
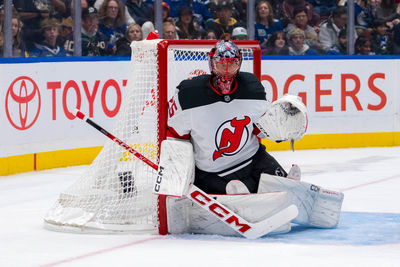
1, 58, 399, 158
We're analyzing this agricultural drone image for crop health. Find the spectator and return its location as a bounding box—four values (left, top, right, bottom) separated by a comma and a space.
233, 0, 248, 25
264, 31, 290, 55
370, 19, 391, 54
378, 0, 399, 19
165, 0, 211, 28
31, 18, 67, 57
319, 6, 349, 52
287, 28, 318, 55
375, 0, 400, 30
64, 7, 110, 56
355, 35, 374, 54
285, 6, 322, 53
352, 0, 383, 32
391, 21, 400, 53
208, 1, 242, 40
49, 0, 72, 20
0, 10, 28, 57
203, 28, 217, 39
176, 7, 201, 39
306, 0, 336, 21
160, 1, 172, 21
280, 0, 320, 28
57, 17, 73, 46
326, 28, 347, 55
125, 0, 153, 26
116, 23, 142, 56
163, 18, 177, 39
13, 0, 51, 51
231, 26, 247, 40
94, 0, 135, 24
98, 0, 127, 55
254, 0, 283, 51
354, 0, 370, 30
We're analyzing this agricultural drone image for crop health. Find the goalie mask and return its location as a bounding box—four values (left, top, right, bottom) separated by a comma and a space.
209, 40, 242, 94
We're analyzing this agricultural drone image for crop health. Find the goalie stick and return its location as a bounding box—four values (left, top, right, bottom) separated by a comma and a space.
73, 109, 298, 239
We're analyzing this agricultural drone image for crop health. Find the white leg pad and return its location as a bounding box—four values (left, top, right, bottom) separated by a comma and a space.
153, 139, 195, 197
166, 191, 292, 236
258, 174, 344, 228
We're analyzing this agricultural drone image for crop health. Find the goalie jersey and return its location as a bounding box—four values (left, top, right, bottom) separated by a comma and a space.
167, 72, 267, 173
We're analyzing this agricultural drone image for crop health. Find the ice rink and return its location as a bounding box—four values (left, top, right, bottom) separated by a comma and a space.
1, 146, 400, 267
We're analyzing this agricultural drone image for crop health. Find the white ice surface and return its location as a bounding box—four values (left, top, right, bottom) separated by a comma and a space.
1, 147, 400, 267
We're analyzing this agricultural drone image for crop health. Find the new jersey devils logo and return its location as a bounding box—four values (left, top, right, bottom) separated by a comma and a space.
213, 116, 250, 160
5, 76, 41, 130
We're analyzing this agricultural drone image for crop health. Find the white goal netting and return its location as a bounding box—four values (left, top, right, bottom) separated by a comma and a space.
44, 39, 259, 234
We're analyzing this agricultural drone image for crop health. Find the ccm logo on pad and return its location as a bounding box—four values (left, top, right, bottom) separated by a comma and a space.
190, 190, 251, 233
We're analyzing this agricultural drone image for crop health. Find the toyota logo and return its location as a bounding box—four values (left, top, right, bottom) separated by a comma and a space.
5, 76, 41, 130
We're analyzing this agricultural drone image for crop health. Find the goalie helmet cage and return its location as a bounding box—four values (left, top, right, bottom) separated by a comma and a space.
44, 39, 261, 235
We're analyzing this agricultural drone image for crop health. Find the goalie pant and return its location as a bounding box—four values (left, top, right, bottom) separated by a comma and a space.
167, 72, 288, 194
195, 144, 288, 194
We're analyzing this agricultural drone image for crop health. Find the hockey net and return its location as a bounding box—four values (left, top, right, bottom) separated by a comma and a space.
44, 39, 261, 234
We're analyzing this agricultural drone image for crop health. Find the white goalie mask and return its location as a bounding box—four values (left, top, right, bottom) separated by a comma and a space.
208, 40, 242, 94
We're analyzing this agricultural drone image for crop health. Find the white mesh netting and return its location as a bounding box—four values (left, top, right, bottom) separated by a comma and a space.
44, 40, 257, 234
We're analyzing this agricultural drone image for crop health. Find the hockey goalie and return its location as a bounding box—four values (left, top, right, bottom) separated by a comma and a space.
154, 40, 344, 237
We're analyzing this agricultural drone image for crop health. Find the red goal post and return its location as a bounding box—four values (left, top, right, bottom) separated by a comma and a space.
44, 39, 262, 235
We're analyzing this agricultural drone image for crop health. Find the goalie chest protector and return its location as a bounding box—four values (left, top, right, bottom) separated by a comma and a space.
167, 72, 267, 173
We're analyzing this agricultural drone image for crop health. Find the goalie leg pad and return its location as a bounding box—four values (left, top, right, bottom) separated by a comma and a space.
153, 139, 195, 196
166, 192, 292, 236
258, 174, 344, 228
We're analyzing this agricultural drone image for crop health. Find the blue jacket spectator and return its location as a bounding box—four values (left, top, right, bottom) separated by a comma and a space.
254, 1, 283, 50
306, 0, 336, 20
165, 0, 211, 27
31, 18, 67, 57
125, 0, 153, 26
98, 0, 127, 54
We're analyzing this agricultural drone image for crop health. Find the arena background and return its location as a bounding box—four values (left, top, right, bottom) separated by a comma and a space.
1, 55, 399, 176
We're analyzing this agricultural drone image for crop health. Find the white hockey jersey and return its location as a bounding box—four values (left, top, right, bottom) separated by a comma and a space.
167, 72, 268, 173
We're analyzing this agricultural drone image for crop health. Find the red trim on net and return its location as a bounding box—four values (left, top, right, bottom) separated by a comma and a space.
157, 40, 169, 236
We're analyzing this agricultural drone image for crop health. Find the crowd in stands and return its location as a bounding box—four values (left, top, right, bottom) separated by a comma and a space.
2, 0, 400, 57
